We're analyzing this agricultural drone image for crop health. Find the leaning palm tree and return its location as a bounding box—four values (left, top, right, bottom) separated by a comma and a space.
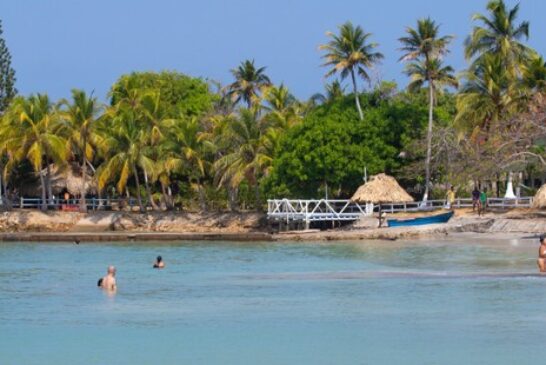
319, 21, 383, 120
5, 95, 67, 210
465, 0, 530, 75
61, 89, 101, 212
228, 60, 271, 108
399, 18, 454, 201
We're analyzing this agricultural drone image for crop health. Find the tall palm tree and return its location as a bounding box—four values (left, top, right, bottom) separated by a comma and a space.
465, 0, 530, 75
213, 109, 273, 211
262, 84, 301, 129
399, 18, 455, 201
228, 60, 271, 108
61, 89, 101, 212
319, 21, 383, 120
5, 95, 67, 210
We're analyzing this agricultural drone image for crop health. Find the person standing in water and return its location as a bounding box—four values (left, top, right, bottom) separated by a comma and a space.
538, 234, 546, 273
153, 256, 165, 269
98, 266, 117, 292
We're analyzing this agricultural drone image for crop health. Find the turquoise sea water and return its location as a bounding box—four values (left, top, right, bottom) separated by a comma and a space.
1, 235, 545, 365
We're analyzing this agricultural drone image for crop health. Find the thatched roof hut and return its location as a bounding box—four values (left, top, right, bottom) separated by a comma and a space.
351, 173, 413, 203
532, 184, 546, 209
19, 164, 96, 197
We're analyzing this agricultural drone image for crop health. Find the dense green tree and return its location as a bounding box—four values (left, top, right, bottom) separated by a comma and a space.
0, 20, 16, 114
110, 71, 214, 118
319, 21, 383, 120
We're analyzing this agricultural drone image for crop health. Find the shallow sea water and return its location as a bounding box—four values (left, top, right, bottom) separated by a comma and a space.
1, 235, 545, 364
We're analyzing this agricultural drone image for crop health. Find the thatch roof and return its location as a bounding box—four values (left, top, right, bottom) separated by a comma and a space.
533, 184, 546, 209
19, 164, 96, 197
351, 173, 414, 203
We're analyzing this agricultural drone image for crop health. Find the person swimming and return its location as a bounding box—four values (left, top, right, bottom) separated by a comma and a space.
153, 256, 165, 269
98, 265, 117, 291
538, 234, 546, 273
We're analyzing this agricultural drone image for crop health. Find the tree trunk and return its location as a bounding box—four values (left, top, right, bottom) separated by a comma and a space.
197, 182, 207, 212
143, 169, 159, 211
132, 167, 145, 213
39, 168, 47, 211
46, 162, 53, 206
160, 181, 171, 211
228, 187, 238, 212
254, 183, 262, 212
350, 69, 364, 120
423, 82, 434, 202
0, 163, 3, 207
79, 135, 88, 213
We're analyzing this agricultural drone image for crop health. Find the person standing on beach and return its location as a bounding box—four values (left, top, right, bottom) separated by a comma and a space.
445, 186, 455, 210
472, 186, 480, 212
538, 234, 546, 273
98, 266, 117, 292
478, 188, 488, 216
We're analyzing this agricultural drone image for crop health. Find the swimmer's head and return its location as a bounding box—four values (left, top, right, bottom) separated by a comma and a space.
107, 266, 116, 275
156, 256, 162, 263
540, 234, 546, 244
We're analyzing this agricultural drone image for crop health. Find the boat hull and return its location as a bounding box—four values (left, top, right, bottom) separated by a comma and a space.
387, 211, 454, 227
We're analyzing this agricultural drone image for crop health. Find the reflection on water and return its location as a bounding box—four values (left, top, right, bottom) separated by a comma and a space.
0, 236, 545, 365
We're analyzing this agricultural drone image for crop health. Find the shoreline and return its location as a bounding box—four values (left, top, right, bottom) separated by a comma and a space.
0, 209, 545, 242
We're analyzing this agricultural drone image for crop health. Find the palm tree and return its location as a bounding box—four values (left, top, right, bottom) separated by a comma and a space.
97, 107, 154, 213
228, 60, 271, 108
5, 95, 67, 210
309, 80, 346, 105
456, 53, 519, 134
522, 51, 546, 92
213, 109, 273, 211
465, 0, 530, 75
399, 18, 455, 201
162, 117, 212, 211
319, 21, 383, 120
61, 89, 101, 212
262, 84, 301, 129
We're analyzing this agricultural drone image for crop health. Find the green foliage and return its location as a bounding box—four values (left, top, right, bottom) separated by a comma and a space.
110, 71, 215, 118
264, 88, 453, 198
0, 20, 16, 113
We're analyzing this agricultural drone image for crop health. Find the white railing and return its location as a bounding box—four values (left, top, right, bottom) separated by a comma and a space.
267, 197, 534, 224
2, 197, 144, 211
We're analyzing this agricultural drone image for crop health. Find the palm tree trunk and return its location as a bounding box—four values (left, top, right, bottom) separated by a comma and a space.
350, 69, 364, 120
143, 169, 159, 211
0, 163, 3, 207
132, 166, 145, 213
197, 182, 207, 212
423, 82, 434, 202
228, 187, 238, 212
79, 136, 88, 213
39, 169, 47, 211
46, 162, 53, 207
254, 183, 262, 212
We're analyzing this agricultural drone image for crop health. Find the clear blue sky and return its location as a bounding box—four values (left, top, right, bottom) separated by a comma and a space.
2, 0, 545, 102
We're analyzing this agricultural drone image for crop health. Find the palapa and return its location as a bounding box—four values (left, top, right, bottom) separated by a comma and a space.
351, 173, 413, 203
532, 184, 546, 209
19, 164, 96, 197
